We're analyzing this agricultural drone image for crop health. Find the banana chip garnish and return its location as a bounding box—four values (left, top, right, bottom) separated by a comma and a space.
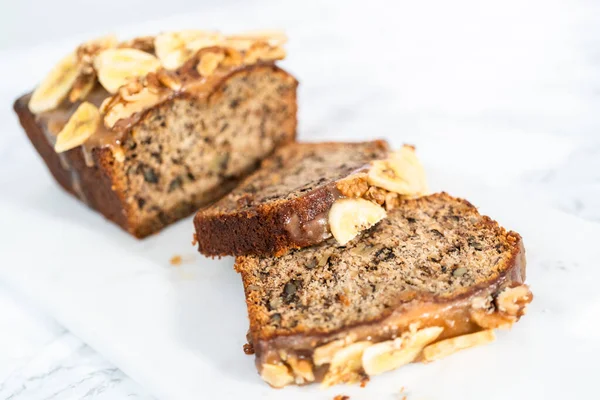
155, 30, 223, 69
329, 198, 387, 245
224, 30, 287, 51
54, 102, 100, 153
29, 53, 81, 113
368, 145, 428, 196
94, 48, 161, 93
362, 326, 443, 376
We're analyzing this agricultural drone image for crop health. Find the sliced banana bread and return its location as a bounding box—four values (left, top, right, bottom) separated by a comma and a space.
194, 141, 427, 256
235, 193, 532, 387
14, 31, 297, 238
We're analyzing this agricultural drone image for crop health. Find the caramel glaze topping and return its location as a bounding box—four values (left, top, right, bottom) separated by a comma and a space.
36, 59, 276, 168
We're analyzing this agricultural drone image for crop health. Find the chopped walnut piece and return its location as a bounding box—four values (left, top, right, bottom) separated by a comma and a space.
101, 73, 166, 128
287, 356, 315, 384
103, 86, 162, 128
336, 174, 369, 198
243, 41, 286, 64
260, 363, 294, 388
470, 285, 532, 330
194, 47, 244, 77
496, 285, 532, 316
363, 186, 388, 205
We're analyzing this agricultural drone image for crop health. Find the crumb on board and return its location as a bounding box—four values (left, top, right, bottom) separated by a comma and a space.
170, 255, 183, 266
360, 375, 370, 388
243, 342, 255, 355
192, 233, 198, 246
398, 386, 407, 400
333, 396, 349, 400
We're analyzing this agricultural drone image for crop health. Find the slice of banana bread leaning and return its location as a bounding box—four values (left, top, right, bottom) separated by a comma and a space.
235, 193, 532, 388
194, 141, 428, 257
14, 30, 297, 238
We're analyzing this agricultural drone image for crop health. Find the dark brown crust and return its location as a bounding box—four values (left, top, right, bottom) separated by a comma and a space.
234, 192, 529, 359
14, 97, 132, 231
193, 140, 389, 257
14, 65, 298, 238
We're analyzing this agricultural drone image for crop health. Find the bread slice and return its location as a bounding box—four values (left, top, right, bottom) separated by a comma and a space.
235, 193, 532, 387
194, 141, 428, 256
14, 31, 297, 238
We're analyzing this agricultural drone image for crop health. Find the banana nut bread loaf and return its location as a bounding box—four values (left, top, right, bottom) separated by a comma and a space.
194, 141, 428, 257
14, 31, 297, 237
235, 193, 532, 387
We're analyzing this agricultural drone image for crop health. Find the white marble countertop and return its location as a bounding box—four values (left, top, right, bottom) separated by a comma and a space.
1, 0, 599, 398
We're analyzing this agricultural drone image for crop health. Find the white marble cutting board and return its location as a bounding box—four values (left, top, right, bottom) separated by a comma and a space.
0, 162, 599, 399
1, 0, 600, 398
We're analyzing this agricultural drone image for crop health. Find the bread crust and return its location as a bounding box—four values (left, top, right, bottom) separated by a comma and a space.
14, 64, 298, 238
194, 140, 390, 256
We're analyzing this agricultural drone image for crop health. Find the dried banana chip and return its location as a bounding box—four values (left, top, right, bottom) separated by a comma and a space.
155, 30, 223, 69
94, 48, 161, 93
225, 30, 287, 50
367, 145, 428, 196
29, 52, 81, 113
362, 326, 443, 376
54, 102, 100, 153
422, 330, 495, 362
329, 198, 387, 245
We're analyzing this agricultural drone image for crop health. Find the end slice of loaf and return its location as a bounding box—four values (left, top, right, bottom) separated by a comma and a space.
235, 193, 532, 387
194, 140, 428, 256
14, 31, 297, 238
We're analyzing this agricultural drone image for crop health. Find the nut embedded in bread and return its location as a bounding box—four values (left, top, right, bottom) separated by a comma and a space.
234, 193, 532, 387
194, 141, 428, 257
14, 30, 297, 237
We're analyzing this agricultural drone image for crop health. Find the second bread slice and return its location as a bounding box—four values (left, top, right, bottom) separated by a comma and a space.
194, 140, 427, 257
